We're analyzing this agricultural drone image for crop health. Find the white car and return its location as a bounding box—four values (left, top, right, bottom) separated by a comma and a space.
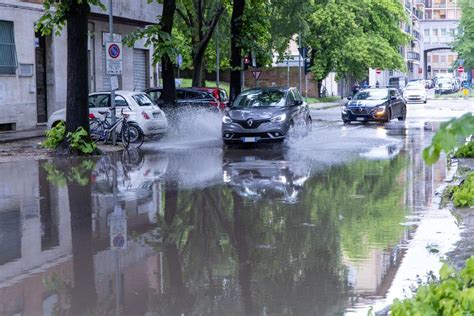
403, 85, 427, 103
47, 91, 168, 138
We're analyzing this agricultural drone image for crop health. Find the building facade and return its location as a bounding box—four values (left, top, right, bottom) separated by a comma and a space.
420, 0, 461, 78
0, 0, 162, 132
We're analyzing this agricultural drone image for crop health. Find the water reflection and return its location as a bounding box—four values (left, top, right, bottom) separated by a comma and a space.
0, 130, 457, 315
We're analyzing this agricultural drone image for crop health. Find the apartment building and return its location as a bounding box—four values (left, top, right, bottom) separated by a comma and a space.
0, 0, 162, 132
420, 0, 461, 78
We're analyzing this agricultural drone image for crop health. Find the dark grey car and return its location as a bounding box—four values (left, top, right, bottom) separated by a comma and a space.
222, 87, 312, 145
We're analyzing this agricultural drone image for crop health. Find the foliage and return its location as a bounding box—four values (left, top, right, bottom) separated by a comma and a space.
453, 0, 474, 69
43, 123, 97, 155
454, 141, 474, 158
67, 127, 97, 155
391, 256, 474, 315
42, 121, 66, 150
42, 160, 96, 187
451, 172, 474, 208
35, 0, 105, 36
423, 113, 474, 164
305, 0, 409, 81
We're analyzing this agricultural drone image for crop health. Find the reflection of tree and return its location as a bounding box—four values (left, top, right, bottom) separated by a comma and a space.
148, 154, 408, 315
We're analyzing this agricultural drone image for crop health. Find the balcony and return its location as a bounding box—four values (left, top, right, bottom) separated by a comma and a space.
407, 52, 421, 61
413, 30, 421, 40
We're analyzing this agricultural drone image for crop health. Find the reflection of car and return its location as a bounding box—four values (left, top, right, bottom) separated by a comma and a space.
403, 85, 427, 103
47, 91, 168, 137
341, 88, 407, 123
222, 87, 312, 145
194, 87, 229, 109
222, 149, 310, 203
145, 87, 219, 113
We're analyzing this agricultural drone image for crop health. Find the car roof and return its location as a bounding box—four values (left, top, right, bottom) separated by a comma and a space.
90, 90, 146, 97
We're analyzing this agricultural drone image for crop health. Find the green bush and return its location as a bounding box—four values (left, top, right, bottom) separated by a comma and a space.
451, 172, 474, 208
42, 121, 66, 149
391, 256, 474, 315
43, 122, 96, 155
454, 142, 474, 159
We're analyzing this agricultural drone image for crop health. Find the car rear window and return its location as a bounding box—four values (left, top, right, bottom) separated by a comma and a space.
132, 94, 155, 106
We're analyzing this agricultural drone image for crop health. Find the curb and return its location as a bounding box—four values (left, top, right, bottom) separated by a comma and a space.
0, 131, 45, 144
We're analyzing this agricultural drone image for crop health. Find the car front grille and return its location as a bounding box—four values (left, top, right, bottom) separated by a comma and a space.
234, 119, 270, 129
348, 107, 372, 115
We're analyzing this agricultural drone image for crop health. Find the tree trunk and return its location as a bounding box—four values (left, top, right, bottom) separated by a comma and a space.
230, 0, 245, 101
160, 0, 177, 104
315, 79, 322, 98
65, 1, 90, 134
192, 51, 205, 87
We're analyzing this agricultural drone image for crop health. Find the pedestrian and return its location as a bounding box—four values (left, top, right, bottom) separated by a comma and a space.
352, 81, 360, 96
376, 81, 380, 88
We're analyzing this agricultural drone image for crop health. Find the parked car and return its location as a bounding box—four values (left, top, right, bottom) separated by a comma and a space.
424, 79, 434, 89
194, 87, 229, 109
145, 87, 219, 113
47, 91, 168, 138
222, 87, 312, 145
403, 84, 427, 103
388, 76, 408, 90
341, 88, 407, 123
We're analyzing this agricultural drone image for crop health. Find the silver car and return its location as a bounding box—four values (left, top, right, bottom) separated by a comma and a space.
222, 87, 312, 145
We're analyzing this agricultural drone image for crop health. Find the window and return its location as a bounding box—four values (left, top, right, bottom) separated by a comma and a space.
424, 29, 430, 37
440, 55, 446, 63
427, 55, 432, 63
432, 55, 439, 63
115, 96, 128, 107
88, 94, 109, 108
132, 94, 155, 106
433, 29, 439, 36
0, 21, 18, 75
441, 28, 447, 36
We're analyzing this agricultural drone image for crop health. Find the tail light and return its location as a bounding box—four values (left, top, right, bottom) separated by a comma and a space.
142, 111, 150, 120
210, 101, 219, 107
88, 113, 95, 119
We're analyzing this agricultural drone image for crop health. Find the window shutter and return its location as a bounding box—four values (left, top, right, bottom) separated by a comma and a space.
0, 21, 18, 75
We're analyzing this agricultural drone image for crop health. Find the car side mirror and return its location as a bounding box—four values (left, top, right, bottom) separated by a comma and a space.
294, 100, 303, 106
390, 95, 397, 100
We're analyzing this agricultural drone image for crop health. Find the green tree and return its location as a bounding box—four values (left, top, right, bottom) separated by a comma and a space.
305, 0, 408, 96
454, 0, 474, 69
36, 0, 104, 152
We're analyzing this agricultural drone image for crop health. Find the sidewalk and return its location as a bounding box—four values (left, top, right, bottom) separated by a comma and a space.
0, 126, 46, 144
308, 99, 345, 110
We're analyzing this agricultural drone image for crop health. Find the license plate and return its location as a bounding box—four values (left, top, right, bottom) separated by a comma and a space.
356, 117, 365, 121
242, 137, 257, 143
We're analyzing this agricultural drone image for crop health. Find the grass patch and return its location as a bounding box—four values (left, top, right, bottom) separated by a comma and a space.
434, 89, 474, 99
306, 96, 340, 104
451, 172, 474, 208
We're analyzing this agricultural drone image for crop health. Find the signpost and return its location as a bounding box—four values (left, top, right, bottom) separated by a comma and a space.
376, 68, 381, 75
107, 0, 121, 145
251, 70, 262, 87
458, 66, 464, 74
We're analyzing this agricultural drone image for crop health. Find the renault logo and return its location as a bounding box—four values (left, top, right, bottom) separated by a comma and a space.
358, 108, 364, 112
247, 118, 254, 127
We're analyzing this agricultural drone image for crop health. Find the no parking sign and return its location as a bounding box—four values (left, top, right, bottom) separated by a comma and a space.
106, 42, 123, 75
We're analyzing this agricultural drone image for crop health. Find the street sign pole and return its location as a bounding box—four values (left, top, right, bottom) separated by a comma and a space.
108, 0, 116, 146
298, 33, 302, 92
216, 22, 220, 88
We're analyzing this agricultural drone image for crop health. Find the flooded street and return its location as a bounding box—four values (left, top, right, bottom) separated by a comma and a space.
0, 110, 468, 315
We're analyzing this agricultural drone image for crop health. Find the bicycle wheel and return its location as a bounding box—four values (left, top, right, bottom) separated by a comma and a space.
90, 119, 107, 144
121, 123, 144, 149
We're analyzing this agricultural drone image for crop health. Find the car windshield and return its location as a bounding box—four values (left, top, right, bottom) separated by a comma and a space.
233, 90, 286, 108
353, 89, 388, 100
405, 85, 424, 90
132, 94, 155, 106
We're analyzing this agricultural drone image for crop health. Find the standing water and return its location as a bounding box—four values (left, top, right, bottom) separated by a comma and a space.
0, 120, 464, 315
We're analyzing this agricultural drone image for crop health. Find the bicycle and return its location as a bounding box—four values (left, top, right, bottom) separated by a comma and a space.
90, 108, 144, 149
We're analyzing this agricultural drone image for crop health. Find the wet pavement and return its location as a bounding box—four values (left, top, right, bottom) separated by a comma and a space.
0, 100, 472, 315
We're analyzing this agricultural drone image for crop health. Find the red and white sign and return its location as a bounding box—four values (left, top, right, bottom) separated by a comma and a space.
106, 42, 123, 75
458, 66, 464, 73
376, 68, 382, 75
251, 70, 262, 80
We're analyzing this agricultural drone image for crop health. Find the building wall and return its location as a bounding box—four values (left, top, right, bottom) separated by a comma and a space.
0, 2, 43, 130
0, 0, 161, 131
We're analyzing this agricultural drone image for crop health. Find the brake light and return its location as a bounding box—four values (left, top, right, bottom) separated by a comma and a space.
88, 113, 95, 119
210, 101, 219, 107
142, 111, 150, 120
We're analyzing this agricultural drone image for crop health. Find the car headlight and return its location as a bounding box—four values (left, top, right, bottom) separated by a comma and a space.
223, 115, 232, 124
270, 113, 287, 123
374, 106, 386, 113
341, 106, 348, 114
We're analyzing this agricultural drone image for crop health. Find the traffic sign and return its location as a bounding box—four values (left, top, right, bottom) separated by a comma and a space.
376, 68, 382, 75
106, 42, 123, 75
298, 47, 308, 58
251, 70, 262, 80
458, 66, 465, 73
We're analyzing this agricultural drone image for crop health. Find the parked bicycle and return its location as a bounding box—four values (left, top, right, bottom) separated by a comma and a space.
90, 108, 144, 149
